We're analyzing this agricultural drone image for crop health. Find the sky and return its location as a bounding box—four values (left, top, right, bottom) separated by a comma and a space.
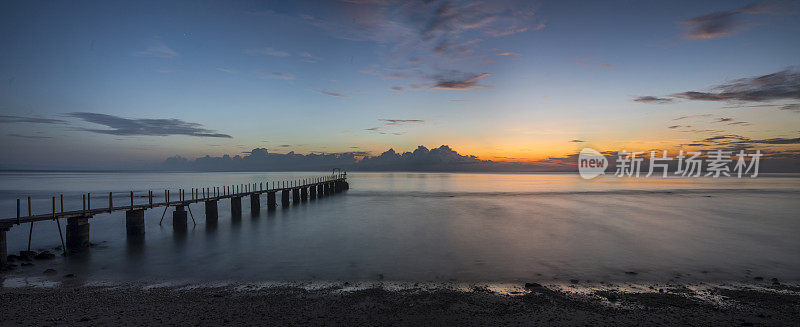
0, 0, 799, 170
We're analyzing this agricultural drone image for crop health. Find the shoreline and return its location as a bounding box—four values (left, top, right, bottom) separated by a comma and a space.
1, 280, 798, 326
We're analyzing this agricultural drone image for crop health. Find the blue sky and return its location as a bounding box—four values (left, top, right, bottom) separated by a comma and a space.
1, 0, 799, 169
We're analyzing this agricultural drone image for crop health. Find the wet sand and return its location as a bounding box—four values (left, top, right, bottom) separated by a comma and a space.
1, 281, 798, 326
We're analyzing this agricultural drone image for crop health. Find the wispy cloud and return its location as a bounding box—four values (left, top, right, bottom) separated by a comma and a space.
254, 70, 295, 80
245, 47, 290, 57
133, 41, 179, 58
568, 139, 585, 143
495, 52, 521, 56
782, 103, 800, 112
574, 57, 613, 69
680, 2, 781, 40
379, 119, 425, 125
297, 52, 321, 63
318, 90, 347, 97
0, 115, 67, 124
6, 133, 53, 139
633, 96, 674, 104
390, 86, 404, 92
216, 68, 236, 73
431, 72, 491, 90
67, 112, 232, 138
305, 1, 543, 91
671, 68, 800, 102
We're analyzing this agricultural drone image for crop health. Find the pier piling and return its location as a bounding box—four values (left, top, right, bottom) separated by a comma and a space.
66, 216, 91, 252
126, 209, 145, 236
281, 189, 290, 207
250, 193, 260, 215
231, 196, 242, 219
205, 200, 218, 226
267, 192, 277, 209
0, 227, 7, 266
173, 206, 187, 230
292, 188, 301, 204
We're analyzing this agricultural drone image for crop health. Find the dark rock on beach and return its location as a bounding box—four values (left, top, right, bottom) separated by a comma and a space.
524, 282, 543, 289
34, 251, 56, 260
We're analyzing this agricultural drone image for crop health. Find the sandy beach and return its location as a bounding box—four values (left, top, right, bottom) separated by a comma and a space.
1, 280, 798, 326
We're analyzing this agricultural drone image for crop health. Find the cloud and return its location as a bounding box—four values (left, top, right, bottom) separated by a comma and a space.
67, 112, 232, 138
699, 133, 800, 145
305, 1, 541, 91
390, 86, 404, 92
298, 52, 321, 63
568, 139, 585, 143
680, 2, 780, 40
216, 68, 236, 73
573, 57, 612, 69
6, 133, 53, 139
0, 115, 67, 124
673, 114, 713, 121
158, 144, 800, 172
254, 71, 295, 80
431, 72, 490, 90
633, 96, 674, 104
781, 103, 800, 112
671, 68, 800, 102
318, 90, 347, 97
378, 119, 425, 125
495, 52, 521, 56
133, 41, 179, 58
245, 47, 291, 57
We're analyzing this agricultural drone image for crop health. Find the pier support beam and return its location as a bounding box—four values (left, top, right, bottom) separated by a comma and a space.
309, 186, 316, 200
292, 188, 301, 204
267, 192, 277, 209
173, 206, 187, 230
231, 196, 242, 219
281, 189, 290, 207
0, 227, 7, 266
66, 216, 91, 252
125, 209, 145, 236
205, 200, 218, 226
317, 184, 324, 197
250, 194, 260, 215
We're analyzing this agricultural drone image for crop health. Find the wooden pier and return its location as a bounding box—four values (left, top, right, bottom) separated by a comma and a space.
0, 173, 349, 265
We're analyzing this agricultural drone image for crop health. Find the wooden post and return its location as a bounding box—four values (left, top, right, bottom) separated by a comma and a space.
149, 191, 153, 207
16, 199, 20, 224
60, 194, 64, 213
27, 196, 33, 252
130, 191, 134, 210
87, 193, 91, 211
109, 192, 113, 211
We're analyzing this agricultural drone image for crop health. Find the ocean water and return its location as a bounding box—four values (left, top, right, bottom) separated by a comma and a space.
0, 171, 798, 283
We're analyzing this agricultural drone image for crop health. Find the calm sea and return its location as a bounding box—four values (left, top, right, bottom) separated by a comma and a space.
1, 171, 798, 283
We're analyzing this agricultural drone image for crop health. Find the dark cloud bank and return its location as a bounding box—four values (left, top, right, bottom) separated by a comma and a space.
161, 145, 800, 173
162, 146, 570, 172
